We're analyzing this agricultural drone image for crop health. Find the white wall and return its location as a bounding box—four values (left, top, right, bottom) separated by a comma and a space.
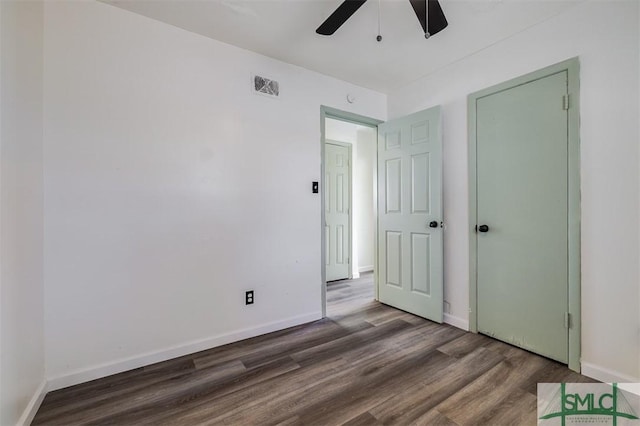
43, 0, 386, 387
0, 0, 46, 424
388, 0, 639, 381
354, 129, 376, 274
325, 119, 376, 276
638, 1, 640, 382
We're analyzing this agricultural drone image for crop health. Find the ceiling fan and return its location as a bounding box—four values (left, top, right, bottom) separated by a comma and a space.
316, 0, 448, 40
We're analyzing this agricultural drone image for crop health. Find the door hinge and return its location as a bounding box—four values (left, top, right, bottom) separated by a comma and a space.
564, 312, 571, 329
562, 94, 570, 110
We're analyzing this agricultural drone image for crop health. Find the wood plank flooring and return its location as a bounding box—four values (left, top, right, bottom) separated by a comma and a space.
33, 273, 595, 425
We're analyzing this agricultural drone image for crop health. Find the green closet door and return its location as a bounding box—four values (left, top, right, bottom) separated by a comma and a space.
476, 71, 569, 363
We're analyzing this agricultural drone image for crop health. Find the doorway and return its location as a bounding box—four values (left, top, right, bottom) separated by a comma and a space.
320, 107, 382, 317
468, 58, 581, 371
320, 106, 445, 322
323, 116, 378, 295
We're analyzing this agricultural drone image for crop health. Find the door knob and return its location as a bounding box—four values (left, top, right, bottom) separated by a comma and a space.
429, 221, 438, 228
478, 224, 489, 233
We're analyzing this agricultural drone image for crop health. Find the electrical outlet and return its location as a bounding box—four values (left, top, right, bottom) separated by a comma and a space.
245, 290, 254, 305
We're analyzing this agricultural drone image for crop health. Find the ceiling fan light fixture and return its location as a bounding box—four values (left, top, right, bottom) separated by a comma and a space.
316, 0, 447, 39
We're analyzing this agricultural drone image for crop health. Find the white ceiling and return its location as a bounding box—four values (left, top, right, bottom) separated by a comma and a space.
102, 0, 582, 93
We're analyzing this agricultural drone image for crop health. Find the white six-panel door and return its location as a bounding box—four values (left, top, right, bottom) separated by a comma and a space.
377, 107, 443, 322
325, 142, 351, 281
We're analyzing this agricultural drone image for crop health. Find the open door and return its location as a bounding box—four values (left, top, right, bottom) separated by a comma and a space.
377, 106, 443, 322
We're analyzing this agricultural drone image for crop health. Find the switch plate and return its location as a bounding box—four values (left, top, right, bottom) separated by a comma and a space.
312, 181, 319, 193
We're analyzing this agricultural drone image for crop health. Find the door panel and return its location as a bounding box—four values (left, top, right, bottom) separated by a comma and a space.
411, 233, 430, 295
385, 158, 402, 213
325, 142, 350, 281
476, 71, 569, 363
385, 231, 402, 286
378, 107, 443, 322
411, 153, 430, 213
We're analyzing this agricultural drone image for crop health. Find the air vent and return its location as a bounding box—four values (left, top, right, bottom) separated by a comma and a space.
253, 74, 279, 98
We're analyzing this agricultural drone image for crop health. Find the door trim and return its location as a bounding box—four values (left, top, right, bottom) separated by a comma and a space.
467, 57, 581, 372
325, 139, 353, 281
320, 106, 383, 317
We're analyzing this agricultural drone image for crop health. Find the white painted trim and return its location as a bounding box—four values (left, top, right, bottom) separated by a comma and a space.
443, 313, 469, 331
16, 379, 48, 426
358, 265, 374, 273
581, 362, 640, 384
47, 312, 322, 391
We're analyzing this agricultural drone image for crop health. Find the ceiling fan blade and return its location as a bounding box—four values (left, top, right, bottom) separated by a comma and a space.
316, 0, 368, 36
409, 0, 448, 37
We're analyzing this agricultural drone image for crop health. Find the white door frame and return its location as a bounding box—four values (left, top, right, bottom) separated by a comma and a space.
320, 106, 383, 317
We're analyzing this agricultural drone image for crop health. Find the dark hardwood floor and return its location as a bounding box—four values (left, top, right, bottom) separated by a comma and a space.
33, 273, 595, 425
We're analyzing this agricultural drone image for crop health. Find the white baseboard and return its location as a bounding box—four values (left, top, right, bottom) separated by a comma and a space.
443, 313, 469, 331
358, 266, 374, 273
581, 362, 640, 384
618, 383, 640, 396
47, 312, 322, 391
17, 379, 48, 426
